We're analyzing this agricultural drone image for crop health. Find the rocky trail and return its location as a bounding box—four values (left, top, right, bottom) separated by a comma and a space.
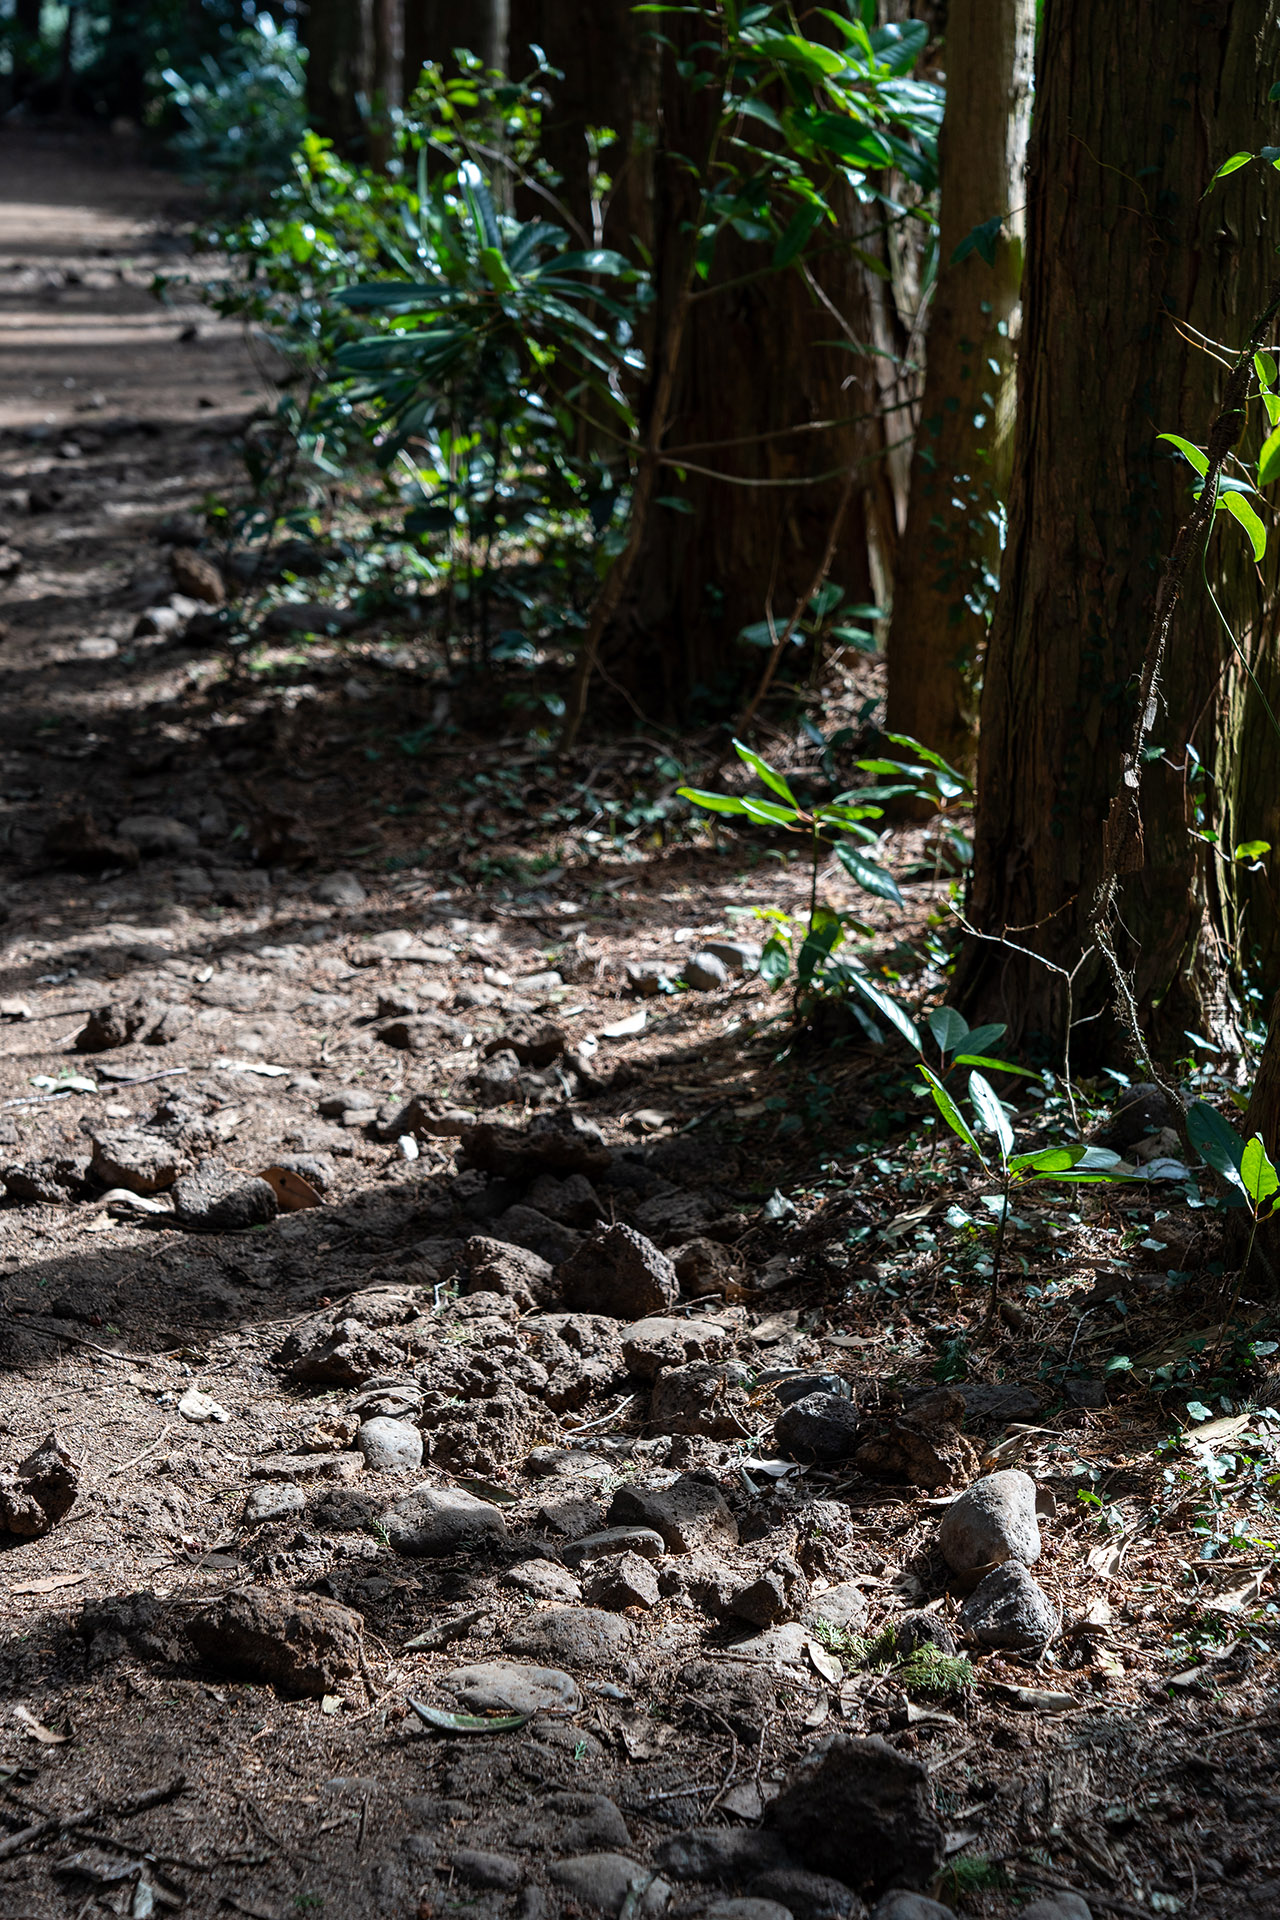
0, 129, 1277, 1920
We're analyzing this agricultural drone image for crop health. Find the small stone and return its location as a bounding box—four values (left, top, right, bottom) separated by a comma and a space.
546, 1793, 632, 1853
188, 1590, 362, 1697
461, 1112, 611, 1178
938, 1469, 1041, 1577
173, 1162, 278, 1231
356, 1417, 423, 1473
115, 813, 200, 856
683, 952, 729, 991
385, 1486, 508, 1557
177, 1388, 229, 1424
90, 1130, 182, 1195
652, 1361, 753, 1438
702, 939, 762, 974
1095, 1082, 1175, 1149
622, 1316, 731, 1378
1018, 1898, 1092, 1920
609, 1476, 738, 1554
250, 1451, 364, 1485
583, 1551, 661, 1611
502, 1559, 583, 1602
0, 1433, 78, 1538
507, 1605, 635, 1670
655, 1830, 793, 1882
550, 1856, 670, 1914
728, 1556, 807, 1629
706, 1904, 794, 1920
319, 1086, 378, 1118
750, 1869, 862, 1920
243, 1483, 306, 1526
170, 548, 225, 604
869, 1897, 958, 1920
893, 1612, 957, 1659
312, 871, 367, 907
775, 1394, 861, 1462
454, 1849, 523, 1892
443, 1659, 582, 1716
562, 1527, 667, 1568
805, 1584, 869, 1634
767, 1734, 945, 1899
283, 1318, 404, 1386
559, 1223, 680, 1319
957, 1563, 1059, 1649
625, 960, 672, 996
455, 1236, 557, 1311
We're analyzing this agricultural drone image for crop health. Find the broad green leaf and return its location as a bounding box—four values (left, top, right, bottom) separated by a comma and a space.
928, 1006, 969, 1055
760, 935, 791, 985
407, 1698, 530, 1734
953, 1053, 1034, 1076
847, 973, 920, 1050
1258, 422, 1280, 488
478, 245, 517, 291
968, 1070, 1014, 1162
1158, 432, 1209, 477
1212, 151, 1255, 182
1240, 1134, 1280, 1208
677, 787, 751, 815
1187, 1099, 1247, 1189
798, 917, 842, 983
955, 1021, 1006, 1055
772, 202, 825, 269
1234, 839, 1271, 860
834, 840, 904, 905
1008, 1145, 1086, 1174
918, 1064, 987, 1166
951, 215, 1003, 267
748, 32, 847, 77
732, 739, 799, 807
739, 796, 802, 826
1222, 490, 1267, 561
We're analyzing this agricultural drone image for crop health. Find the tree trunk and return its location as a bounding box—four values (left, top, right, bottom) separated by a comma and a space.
403, 4, 475, 92
884, 0, 1033, 775
368, 0, 404, 168
955, 0, 1280, 1066
305, 0, 372, 156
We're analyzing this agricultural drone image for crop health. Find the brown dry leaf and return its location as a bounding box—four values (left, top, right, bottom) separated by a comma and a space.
10, 1572, 86, 1596
260, 1165, 324, 1212
13, 1704, 69, 1744
806, 1640, 843, 1685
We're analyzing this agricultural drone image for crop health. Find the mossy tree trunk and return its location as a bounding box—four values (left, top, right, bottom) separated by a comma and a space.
955, 0, 1280, 1065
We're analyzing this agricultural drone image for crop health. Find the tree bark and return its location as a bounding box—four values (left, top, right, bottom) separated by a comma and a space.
305, 0, 373, 156
955, 0, 1280, 1065
884, 0, 1033, 775
403, 3, 474, 92
368, 0, 404, 168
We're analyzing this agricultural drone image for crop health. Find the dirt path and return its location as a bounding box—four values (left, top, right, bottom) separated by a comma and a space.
0, 128, 1276, 1920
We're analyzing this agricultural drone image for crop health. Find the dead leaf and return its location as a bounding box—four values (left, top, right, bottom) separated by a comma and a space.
407, 1697, 529, 1735
14, 1704, 69, 1744
260, 1165, 323, 1212
10, 1572, 86, 1596
984, 1682, 1079, 1712
0, 998, 30, 1020
801, 1696, 831, 1729
600, 1009, 646, 1039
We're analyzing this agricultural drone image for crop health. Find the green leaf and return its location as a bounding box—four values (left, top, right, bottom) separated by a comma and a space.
847, 974, 920, 1050
950, 215, 1003, 267
677, 787, 751, 815
834, 840, 904, 905
739, 796, 802, 826
918, 1064, 987, 1167
798, 917, 842, 983
656, 496, 695, 514
477, 245, 517, 291
748, 32, 847, 77
957, 1022, 1007, 1056
1256, 349, 1278, 392
1212, 151, 1255, 182
1234, 839, 1271, 860
1187, 1099, 1247, 1190
968, 1070, 1014, 1163
1240, 1134, 1280, 1209
1158, 432, 1209, 477
1008, 1145, 1086, 1175
928, 1006, 969, 1056
407, 1698, 530, 1735
1258, 422, 1280, 488
732, 739, 799, 807
953, 1053, 1034, 1076
772, 202, 825, 269
760, 935, 791, 985
1222, 490, 1267, 561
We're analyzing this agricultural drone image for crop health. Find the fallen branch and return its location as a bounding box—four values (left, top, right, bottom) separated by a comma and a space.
0, 1775, 185, 1862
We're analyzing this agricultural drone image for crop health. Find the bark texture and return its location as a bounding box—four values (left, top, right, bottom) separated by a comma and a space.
306, 0, 373, 156
956, 0, 1280, 1062
884, 0, 1033, 774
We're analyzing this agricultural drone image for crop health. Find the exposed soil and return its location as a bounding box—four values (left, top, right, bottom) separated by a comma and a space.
1, 128, 1278, 1920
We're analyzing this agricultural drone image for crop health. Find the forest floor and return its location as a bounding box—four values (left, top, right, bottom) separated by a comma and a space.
0, 127, 1278, 1920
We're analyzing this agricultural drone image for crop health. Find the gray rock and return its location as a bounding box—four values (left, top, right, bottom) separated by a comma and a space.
461, 1112, 611, 1178
357, 1417, 423, 1473
622, 1315, 731, 1378
583, 1551, 661, 1611
767, 1734, 945, 1899
507, 1605, 635, 1671
625, 960, 672, 997
90, 1130, 183, 1195
893, 1611, 957, 1659
250, 1451, 364, 1486
655, 1830, 793, 1882
683, 952, 730, 991
651, 1361, 752, 1438
384, 1486, 508, 1557
116, 813, 199, 855
938, 1469, 1041, 1577
242, 1483, 306, 1526
492, 1203, 583, 1265
550, 1856, 670, 1914
702, 939, 762, 974
749, 1869, 863, 1920
563, 1527, 667, 1568
282, 1318, 404, 1387
454, 1850, 523, 1892
319, 1085, 378, 1117
547, 1793, 632, 1852
1018, 1898, 1092, 1920
560, 1224, 680, 1320
454, 1235, 557, 1311
770, 1372, 851, 1407
728, 1556, 807, 1629
609, 1475, 739, 1553
805, 1584, 868, 1634
502, 1559, 583, 1602
526, 1173, 605, 1226
173, 1162, 278, 1231
443, 1660, 582, 1716
187, 1590, 362, 1698
870, 1895, 958, 1920
957, 1562, 1059, 1649
706, 1905, 794, 1920
775, 1393, 861, 1462
1095, 1082, 1175, 1149
0, 1433, 79, 1539
312, 871, 367, 907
